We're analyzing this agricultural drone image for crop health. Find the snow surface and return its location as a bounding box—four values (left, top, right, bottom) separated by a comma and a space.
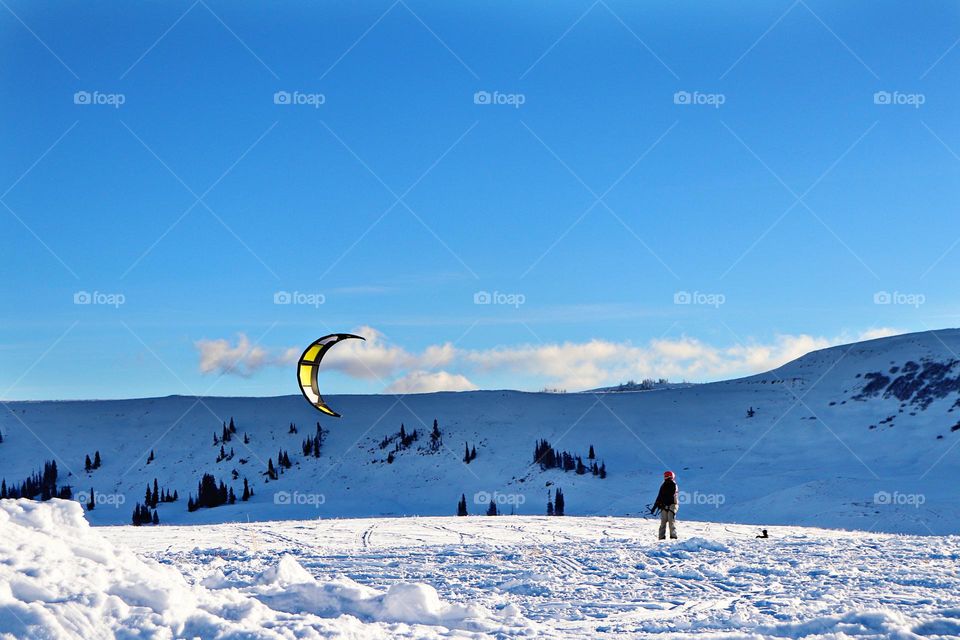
2, 329, 960, 533
3, 500, 960, 639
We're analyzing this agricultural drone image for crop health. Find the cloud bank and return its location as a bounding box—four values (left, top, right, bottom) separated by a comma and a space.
195, 327, 902, 393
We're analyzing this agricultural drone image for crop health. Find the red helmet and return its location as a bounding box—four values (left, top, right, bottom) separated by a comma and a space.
664, 470, 675, 479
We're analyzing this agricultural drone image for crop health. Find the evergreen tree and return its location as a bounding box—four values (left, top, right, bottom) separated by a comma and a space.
431, 419, 442, 451
229, 417, 237, 433
588, 445, 595, 460
463, 443, 471, 463
228, 487, 236, 504
147, 449, 155, 463
152, 478, 160, 506
599, 462, 607, 479
486, 500, 498, 516
267, 458, 277, 480
243, 433, 250, 445
86, 487, 95, 511
554, 488, 565, 516
173, 489, 179, 501
547, 498, 554, 516
152, 510, 159, 525
213, 432, 219, 446
457, 494, 468, 516
93, 451, 101, 469
85, 454, 92, 472
575, 456, 586, 475
470, 445, 477, 462
242, 478, 251, 501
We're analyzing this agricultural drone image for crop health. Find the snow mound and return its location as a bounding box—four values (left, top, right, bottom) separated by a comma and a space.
0, 500, 537, 638
250, 556, 518, 633
256, 554, 316, 585
670, 537, 730, 553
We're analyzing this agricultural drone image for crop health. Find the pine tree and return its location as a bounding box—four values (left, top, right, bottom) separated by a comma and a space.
431, 419, 442, 451
147, 449, 155, 463
470, 445, 477, 462
599, 462, 607, 479
86, 487, 95, 510
588, 445, 595, 460
575, 456, 586, 475
152, 510, 159, 525
242, 478, 251, 501
486, 500, 498, 516
243, 433, 250, 445
93, 451, 101, 469
267, 458, 277, 480
554, 488, 565, 516
457, 494, 468, 516
152, 478, 160, 506
228, 487, 236, 504
229, 417, 237, 433
173, 489, 179, 501
188, 496, 196, 512
463, 443, 471, 463
547, 499, 554, 516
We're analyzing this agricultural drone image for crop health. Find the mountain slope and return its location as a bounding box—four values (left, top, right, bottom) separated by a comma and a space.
2, 329, 960, 533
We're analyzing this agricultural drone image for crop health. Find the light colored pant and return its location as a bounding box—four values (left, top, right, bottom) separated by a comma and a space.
659, 505, 678, 539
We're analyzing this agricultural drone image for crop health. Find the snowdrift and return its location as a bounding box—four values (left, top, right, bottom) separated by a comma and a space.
0, 499, 537, 639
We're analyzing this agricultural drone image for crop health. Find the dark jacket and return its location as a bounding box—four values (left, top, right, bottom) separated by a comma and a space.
654, 479, 678, 510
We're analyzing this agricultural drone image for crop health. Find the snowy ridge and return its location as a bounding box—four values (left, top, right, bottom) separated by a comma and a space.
2, 329, 960, 533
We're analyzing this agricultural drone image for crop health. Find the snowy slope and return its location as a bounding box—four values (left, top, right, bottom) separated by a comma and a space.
2, 329, 960, 533
4, 500, 960, 639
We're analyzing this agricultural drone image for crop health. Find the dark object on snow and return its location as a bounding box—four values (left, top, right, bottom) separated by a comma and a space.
756, 529, 769, 538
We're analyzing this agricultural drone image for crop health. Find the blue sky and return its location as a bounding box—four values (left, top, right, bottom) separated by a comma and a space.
2, 0, 959, 399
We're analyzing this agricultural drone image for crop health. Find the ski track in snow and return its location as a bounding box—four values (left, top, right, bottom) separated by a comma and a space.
103, 515, 960, 638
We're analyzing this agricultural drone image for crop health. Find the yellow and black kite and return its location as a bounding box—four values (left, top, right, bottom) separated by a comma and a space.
297, 333, 365, 417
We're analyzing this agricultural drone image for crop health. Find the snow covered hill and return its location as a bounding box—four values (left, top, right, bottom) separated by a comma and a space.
2, 329, 960, 533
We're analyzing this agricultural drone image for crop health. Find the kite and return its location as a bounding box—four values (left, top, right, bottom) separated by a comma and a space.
297, 333, 365, 417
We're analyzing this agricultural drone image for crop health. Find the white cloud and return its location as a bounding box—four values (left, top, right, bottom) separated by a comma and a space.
195, 334, 275, 377
195, 326, 906, 392
385, 370, 477, 394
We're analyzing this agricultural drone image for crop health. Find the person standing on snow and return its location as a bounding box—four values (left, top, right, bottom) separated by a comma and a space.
654, 471, 679, 540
